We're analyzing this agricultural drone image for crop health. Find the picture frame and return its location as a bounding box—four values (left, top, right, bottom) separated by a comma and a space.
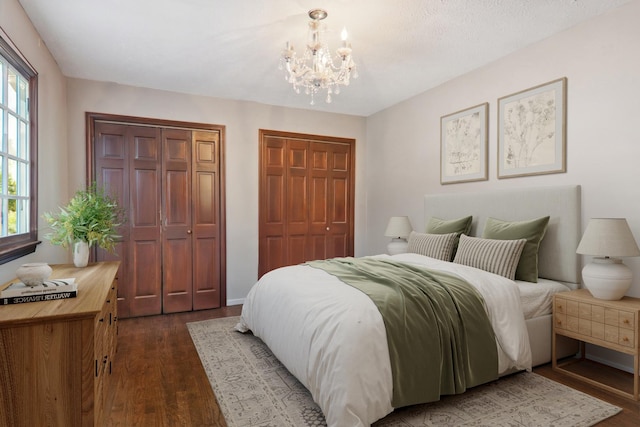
497, 77, 567, 179
440, 102, 488, 185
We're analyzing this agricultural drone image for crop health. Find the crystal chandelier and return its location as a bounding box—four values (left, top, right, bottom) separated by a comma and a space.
280, 9, 357, 105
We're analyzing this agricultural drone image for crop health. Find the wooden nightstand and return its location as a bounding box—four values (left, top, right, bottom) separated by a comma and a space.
552, 288, 640, 400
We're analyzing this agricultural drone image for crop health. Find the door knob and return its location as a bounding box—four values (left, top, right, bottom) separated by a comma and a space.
187, 230, 192, 234
326, 227, 330, 231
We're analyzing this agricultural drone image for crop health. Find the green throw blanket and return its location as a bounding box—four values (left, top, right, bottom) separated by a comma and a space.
306, 257, 498, 408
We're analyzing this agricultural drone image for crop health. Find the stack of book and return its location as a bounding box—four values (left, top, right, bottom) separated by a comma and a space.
1, 278, 77, 305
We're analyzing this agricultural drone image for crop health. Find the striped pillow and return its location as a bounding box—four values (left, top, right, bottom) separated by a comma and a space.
453, 234, 527, 280
407, 231, 458, 261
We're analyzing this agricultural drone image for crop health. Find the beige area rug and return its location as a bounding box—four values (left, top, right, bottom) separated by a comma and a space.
187, 316, 621, 427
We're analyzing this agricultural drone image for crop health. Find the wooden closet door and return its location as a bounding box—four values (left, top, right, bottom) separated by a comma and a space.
258, 130, 355, 277
94, 122, 163, 318
309, 141, 351, 260
260, 136, 287, 274
162, 129, 222, 313
162, 129, 193, 313
192, 130, 222, 310
93, 122, 131, 317
127, 126, 163, 316
287, 139, 311, 265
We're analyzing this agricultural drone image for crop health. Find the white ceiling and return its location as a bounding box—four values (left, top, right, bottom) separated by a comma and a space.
18, 0, 632, 117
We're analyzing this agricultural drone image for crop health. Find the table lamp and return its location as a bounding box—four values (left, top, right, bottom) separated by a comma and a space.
576, 218, 640, 300
384, 216, 413, 255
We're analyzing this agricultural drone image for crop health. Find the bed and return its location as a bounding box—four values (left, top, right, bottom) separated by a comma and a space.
237, 184, 582, 427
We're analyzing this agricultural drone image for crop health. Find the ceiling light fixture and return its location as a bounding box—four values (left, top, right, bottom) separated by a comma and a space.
280, 8, 357, 105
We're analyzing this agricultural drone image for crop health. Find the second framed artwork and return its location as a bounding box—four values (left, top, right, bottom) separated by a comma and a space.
497, 77, 567, 178
440, 102, 488, 184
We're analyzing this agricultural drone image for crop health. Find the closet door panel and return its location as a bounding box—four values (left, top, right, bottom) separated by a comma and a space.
94, 122, 131, 317
129, 127, 162, 316
192, 131, 221, 310
286, 140, 310, 264
259, 137, 286, 276
193, 236, 219, 309
324, 143, 351, 259
162, 129, 193, 313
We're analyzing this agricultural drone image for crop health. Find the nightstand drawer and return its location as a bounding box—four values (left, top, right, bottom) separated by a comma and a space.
554, 312, 567, 330
620, 329, 635, 348
555, 298, 567, 314
619, 310, 635, 329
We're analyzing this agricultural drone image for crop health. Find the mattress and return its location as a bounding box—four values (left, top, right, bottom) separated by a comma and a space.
516, 278, 572, 319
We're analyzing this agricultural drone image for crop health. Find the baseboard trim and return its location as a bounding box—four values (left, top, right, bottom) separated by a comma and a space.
226, 298, 245, 306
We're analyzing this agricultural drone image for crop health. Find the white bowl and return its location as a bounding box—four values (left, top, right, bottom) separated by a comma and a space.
16, 263, 53, 287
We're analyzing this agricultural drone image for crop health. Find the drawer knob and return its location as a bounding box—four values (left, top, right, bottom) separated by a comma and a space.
622, 337, 629, 342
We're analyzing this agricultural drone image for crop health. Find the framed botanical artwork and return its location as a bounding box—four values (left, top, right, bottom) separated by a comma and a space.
497, 77, 567, 178
440, 102, 488, 184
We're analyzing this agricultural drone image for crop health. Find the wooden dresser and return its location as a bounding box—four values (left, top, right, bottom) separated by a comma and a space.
0, 261, 119, 426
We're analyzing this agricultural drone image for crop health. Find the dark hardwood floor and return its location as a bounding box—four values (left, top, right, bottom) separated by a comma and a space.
104, 306, 241, 427
105, 307, 639, 426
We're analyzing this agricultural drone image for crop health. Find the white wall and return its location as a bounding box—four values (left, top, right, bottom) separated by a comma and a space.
0, 0, 69, 285
65, 79, 367, 303
365, 0, 640, 370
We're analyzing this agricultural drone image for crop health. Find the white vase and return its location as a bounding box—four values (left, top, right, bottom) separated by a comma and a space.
73, 241, 90, 268
16, 263, 53, 287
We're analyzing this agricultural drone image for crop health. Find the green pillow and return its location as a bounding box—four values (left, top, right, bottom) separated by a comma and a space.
426, 216, 473, 235
482, 216, 550, 283
426, 216, 473, 260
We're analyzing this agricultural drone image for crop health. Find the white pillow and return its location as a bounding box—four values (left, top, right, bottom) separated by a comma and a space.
453, 234, 527, 280
407, 231, 458, 261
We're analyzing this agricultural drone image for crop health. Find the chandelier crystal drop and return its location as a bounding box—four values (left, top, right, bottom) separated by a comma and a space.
279, 8, 357, 105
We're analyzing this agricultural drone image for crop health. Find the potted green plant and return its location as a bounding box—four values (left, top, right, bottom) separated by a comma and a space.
43, 183, 124, 267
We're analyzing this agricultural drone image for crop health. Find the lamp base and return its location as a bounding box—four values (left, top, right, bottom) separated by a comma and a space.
582, 257, 632, 300
387, 238, 408, 255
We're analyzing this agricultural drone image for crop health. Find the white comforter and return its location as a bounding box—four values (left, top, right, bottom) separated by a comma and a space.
236, 253, 532, 427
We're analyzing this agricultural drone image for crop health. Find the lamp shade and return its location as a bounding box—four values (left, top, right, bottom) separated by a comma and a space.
384, 216, 413, 238
576, 218, 640, 257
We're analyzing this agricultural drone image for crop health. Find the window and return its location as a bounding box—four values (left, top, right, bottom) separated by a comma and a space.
0, 35, 38, 264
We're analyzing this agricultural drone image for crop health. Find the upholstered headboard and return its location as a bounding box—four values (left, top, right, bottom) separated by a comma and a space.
424, 185, 581, 284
